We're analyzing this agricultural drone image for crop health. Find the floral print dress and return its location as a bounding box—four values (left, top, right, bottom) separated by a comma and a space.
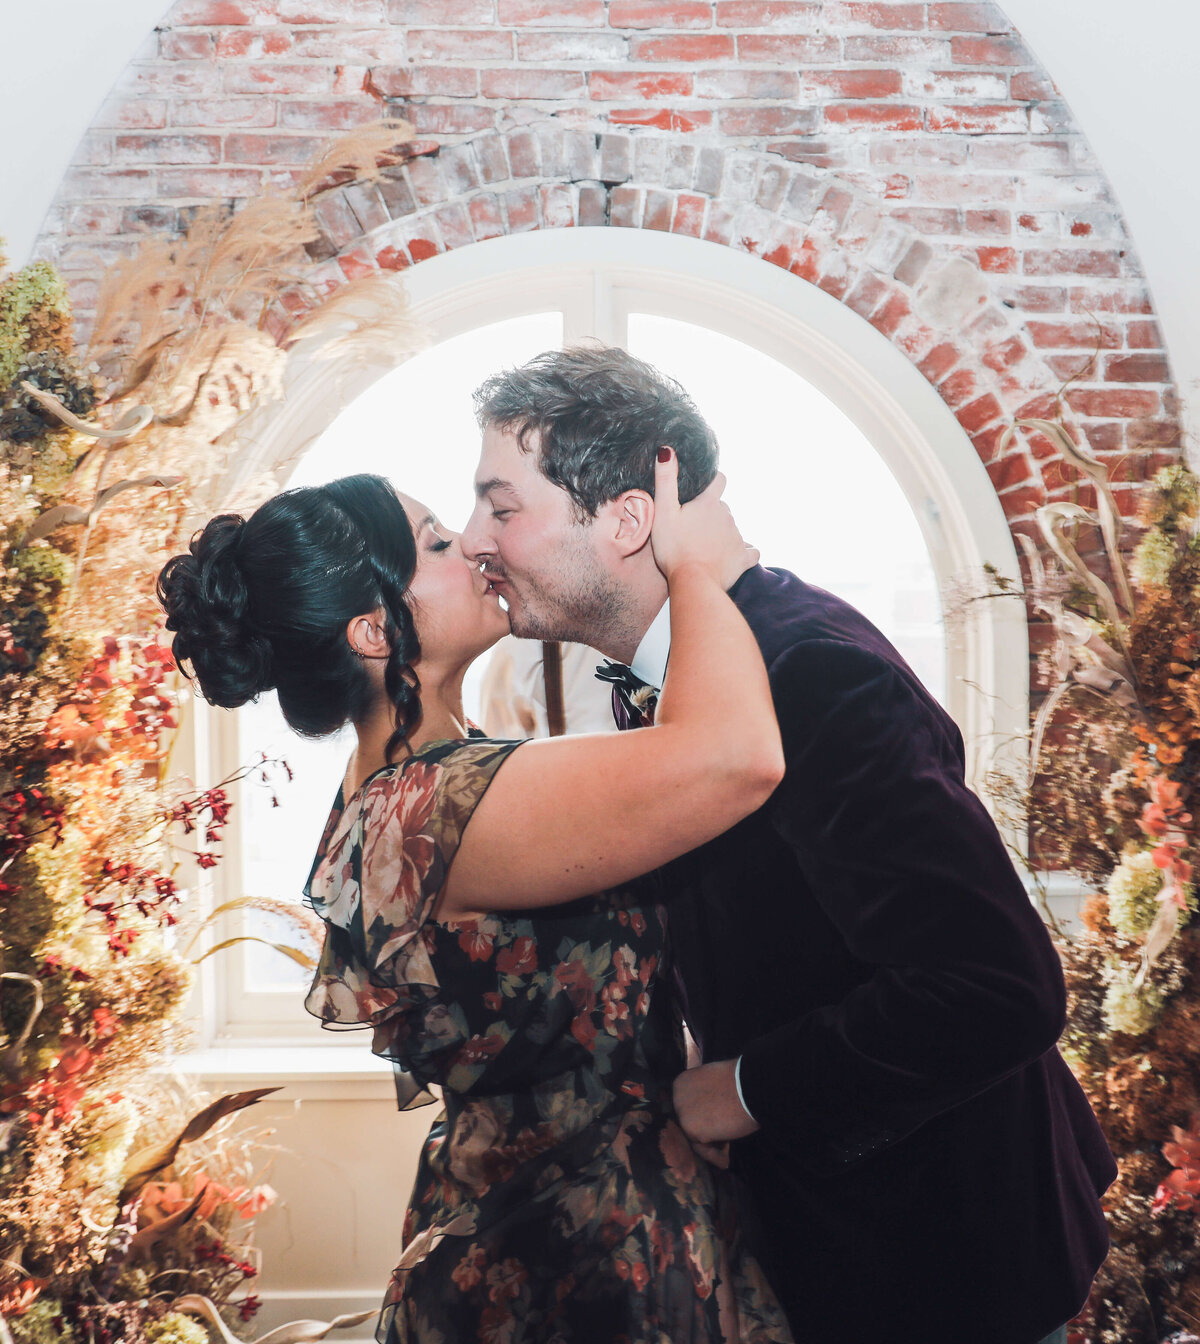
304, 737, 792, 1344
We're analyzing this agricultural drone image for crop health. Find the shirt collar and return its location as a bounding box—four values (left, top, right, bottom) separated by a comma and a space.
630, 599, 670, 691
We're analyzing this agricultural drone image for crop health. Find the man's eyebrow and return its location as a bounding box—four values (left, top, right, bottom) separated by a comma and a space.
474, 477, 517, 500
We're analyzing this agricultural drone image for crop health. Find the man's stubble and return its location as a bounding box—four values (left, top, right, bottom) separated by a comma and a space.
505, 530, 642, 656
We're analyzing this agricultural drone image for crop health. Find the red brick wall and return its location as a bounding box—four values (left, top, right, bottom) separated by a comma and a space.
38, 0, 1182, 557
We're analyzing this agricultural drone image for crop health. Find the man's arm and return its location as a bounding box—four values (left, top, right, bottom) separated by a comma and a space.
680, 638, 1065, 1174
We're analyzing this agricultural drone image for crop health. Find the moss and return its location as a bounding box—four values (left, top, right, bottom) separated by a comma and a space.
8, 1299, 78, 1344
144, 1312, 211, 1344
1131, 528, 1178, 593
0, 261, 73, 387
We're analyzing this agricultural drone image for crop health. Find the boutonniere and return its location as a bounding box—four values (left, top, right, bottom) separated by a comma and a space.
630, 685, 657, 714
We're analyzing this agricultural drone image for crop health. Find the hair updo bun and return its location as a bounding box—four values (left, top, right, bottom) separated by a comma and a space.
156, 475, 423, 756
157, 513, 275, 709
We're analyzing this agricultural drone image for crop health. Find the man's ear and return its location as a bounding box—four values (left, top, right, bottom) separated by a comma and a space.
602, 489, 654, 558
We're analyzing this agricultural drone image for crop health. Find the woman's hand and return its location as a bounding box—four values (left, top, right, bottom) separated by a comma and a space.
651, 448, 758, 590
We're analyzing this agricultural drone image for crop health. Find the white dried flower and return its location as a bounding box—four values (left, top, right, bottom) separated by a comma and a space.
1106, 848, 1165, 942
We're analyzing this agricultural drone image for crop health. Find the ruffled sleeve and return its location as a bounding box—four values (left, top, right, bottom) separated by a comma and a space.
303, 737, 522, 1106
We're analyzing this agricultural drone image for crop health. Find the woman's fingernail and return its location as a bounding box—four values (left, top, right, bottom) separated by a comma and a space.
657, 447, 671, 462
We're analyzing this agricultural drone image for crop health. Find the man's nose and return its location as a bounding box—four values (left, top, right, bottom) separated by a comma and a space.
460, 504, 494, 564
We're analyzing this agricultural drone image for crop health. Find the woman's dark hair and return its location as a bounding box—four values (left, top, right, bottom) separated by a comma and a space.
157, 474, 422, 761
472, 344, 719, 519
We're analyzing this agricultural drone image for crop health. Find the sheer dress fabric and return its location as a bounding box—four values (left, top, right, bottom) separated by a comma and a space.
304, 737, 791, 1344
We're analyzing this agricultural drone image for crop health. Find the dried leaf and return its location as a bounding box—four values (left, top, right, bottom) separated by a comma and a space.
126, 1188, 206, 1259
1135, 895, 1182, 984
1018, 418, 1135, 614
88, 234, 178, 362
191, 936, 316, 971
104, 329, 183, 404
184, 897, 323, 953
173, 1294, 378, 1344
286, 275, 426, 367
118, 1087, 280, 1207
19, 475, 184, 546
19, 381, 153, 441
1036, 502, 1128, 652
1015, 531, 1046, 592
0, 973, 44, 1075
295, 120, 415, 199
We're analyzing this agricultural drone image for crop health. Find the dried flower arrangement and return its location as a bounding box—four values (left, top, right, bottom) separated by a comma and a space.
0, 122, 428, 1343
982, 412, 1200, 1342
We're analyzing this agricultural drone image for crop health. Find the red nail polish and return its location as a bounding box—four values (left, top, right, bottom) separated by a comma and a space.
657, 447, 671, 462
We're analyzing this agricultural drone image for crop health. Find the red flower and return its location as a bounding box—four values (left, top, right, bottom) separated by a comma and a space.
54, 1039, 94, 1079
496, 936, 537, 976
451, 1243, 487, 1291
458, 927, 495, 962
554, 958, 595, 1012
236, 1295, 261, 1322
570, 1015, 598, 1051
458, 1032, 506, 1065
1155, 1113, 1200, 1212
485, 1257, 527, 1305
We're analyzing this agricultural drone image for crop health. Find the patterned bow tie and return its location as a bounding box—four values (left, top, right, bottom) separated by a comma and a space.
595, 660, 659, 729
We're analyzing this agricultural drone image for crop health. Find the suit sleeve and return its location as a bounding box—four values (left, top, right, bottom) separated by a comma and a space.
736, 639, 1066, 1174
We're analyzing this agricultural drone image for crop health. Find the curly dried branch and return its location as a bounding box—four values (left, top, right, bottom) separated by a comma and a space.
19, 381, 153, 441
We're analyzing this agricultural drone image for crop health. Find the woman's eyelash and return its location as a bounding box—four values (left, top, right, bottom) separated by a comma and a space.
430, 537, 452, 552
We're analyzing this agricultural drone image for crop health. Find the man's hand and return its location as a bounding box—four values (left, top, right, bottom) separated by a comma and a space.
672, 1058, 760, 1148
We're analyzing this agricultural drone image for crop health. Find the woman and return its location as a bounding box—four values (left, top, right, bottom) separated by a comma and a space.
157, 453, 792, 1343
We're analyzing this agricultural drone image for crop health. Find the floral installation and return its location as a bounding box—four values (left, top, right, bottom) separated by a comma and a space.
979, 408, 1200, 1341
1, 121, 429, 1342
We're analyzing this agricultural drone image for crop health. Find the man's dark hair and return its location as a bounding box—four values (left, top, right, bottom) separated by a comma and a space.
472, 345, 719, 517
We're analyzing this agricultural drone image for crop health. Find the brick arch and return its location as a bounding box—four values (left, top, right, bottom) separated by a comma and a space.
39, 0, 1184, 566
265, 126, 1163, 545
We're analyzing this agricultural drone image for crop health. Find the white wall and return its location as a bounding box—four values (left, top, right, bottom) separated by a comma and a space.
1, 1, 165, 264
1000, 0, 1200, 444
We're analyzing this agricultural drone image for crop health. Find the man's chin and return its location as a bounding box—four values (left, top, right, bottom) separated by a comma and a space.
508, 608, 560, 643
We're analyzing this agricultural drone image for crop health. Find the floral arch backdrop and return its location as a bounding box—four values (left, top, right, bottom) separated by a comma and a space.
2, 0, 1197, 1340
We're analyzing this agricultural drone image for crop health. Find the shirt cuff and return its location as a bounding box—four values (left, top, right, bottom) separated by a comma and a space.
733, 1054, 756, 1123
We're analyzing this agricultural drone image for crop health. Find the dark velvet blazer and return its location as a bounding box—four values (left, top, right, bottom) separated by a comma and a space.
657, 565, 1115, 1344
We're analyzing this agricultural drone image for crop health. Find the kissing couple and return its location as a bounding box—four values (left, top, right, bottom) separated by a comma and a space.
159, 344, 1116, 1344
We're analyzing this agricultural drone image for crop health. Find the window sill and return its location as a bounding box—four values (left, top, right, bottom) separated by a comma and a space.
166, 1043, 400, 1103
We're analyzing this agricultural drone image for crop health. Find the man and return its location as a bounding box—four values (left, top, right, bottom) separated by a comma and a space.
461, 345, 1115, 1344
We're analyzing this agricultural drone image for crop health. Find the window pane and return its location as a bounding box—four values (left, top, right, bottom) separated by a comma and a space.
628, 315, 946, 704
236, 313, 562, 991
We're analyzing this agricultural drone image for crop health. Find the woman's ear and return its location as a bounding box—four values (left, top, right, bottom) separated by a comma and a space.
605, 489, 654, 558
345, 608, 390, 660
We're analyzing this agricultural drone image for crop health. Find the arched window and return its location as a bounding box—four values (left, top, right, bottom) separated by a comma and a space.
186, 228, 1026, 1055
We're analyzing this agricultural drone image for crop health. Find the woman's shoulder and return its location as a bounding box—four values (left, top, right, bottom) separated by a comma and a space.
343, 735, 521, 802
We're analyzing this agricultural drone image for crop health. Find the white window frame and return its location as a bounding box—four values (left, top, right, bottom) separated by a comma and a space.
178, 227, 1028, 1074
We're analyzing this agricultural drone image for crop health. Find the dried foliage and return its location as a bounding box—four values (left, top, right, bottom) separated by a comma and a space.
0, 121, 422, 1342
980, 413, 1200, 1341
